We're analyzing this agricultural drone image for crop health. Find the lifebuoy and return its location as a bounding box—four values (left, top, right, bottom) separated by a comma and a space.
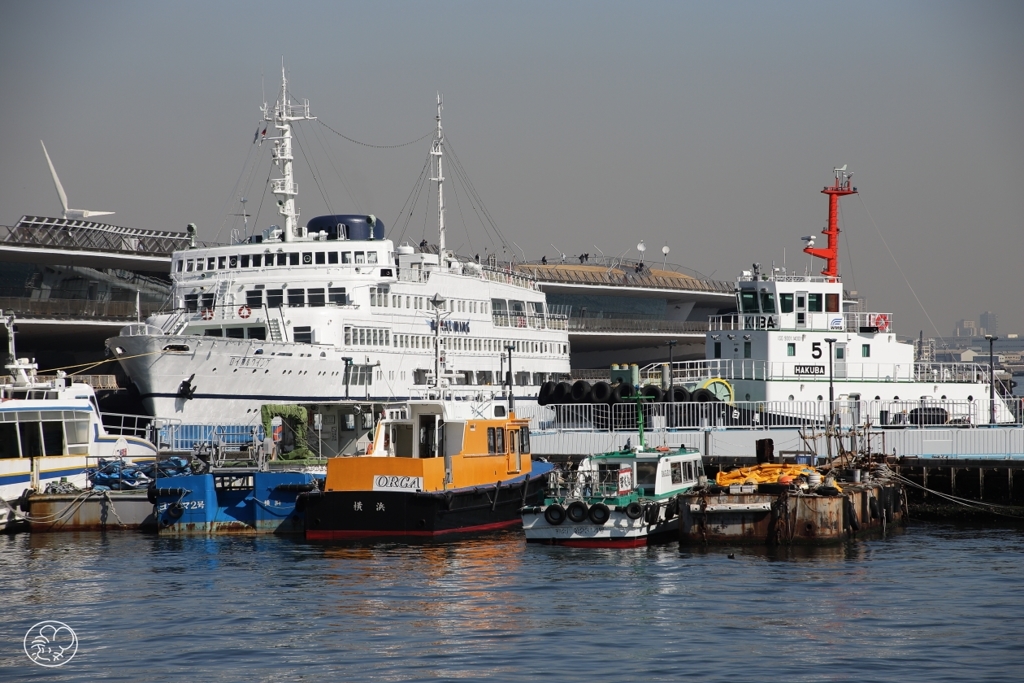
871, 313, 890, 332
238, 305, 252, 319
200, 308, 214, 320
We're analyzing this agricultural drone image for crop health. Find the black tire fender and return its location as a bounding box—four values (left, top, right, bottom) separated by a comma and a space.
625, 501, 643, 520
588, 502, 611, 525
566, 500, 589, 524
544, 503, 566, 525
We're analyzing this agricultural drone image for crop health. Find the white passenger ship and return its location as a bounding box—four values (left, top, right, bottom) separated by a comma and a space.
107, 69, 571, 426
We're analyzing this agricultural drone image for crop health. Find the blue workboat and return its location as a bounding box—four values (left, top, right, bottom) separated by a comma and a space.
153, 469, 322, 535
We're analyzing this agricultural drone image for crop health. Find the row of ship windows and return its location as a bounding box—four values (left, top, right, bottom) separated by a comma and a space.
184, 289, 349, 311
343, 326, 566, 355
368, 287, 493, 314
176, 250, 385, 273
740, 291, 841, 315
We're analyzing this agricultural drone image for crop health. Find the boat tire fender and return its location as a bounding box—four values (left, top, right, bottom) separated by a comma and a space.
624, 501, 643, 520
566, 500, 589, 524
869, 496, 880, 520
845, 497, 860, 531
644, 504, 660, 525
544, 503, 566, 525
588, 502, 611, 525
167, 502, 184, 520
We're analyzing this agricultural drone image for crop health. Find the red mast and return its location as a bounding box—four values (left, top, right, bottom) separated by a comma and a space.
803, 166, 857, 280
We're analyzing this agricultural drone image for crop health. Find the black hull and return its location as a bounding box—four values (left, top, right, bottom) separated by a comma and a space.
304, 475, 548, 540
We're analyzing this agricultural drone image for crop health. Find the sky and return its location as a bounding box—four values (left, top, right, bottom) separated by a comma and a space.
1, 1, 1022, 342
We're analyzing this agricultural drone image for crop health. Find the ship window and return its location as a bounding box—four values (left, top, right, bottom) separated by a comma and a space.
216, 256, 225, 269
241, 255, 250, 268
229, 256, 238, 268
225, 327, 245, 339
520, 427, 531, 454
836, 347, 845, 360
355, 252, 365, 264
760, 291, 776, 314
176, 259, 183, 273
713, 341, 721, 359
808, 293, 823, 312
289, 253, 300, 266
267, 289, 284, 308
787, 343, 796, 356
186, 259, 194, 272
744, 341, 752, 358
200, 293, 215, 310
287, 289, 305, 307
195, 259, 203, 272
487, 427, 505, 454
205, 329, 223, 337
302, 252, 313, 265
308, 288, 325, 307
342, 252, 352, 264
367, 252, 378, 264
276, 253, 287, 266
293, 326, 312, 344
671, 462, 683, 485
826, 293, 840, 312
328, 287, 347, 305
315, 252, 325, 265
252, 254, 262, 267
328, 252, 338, 264
344, 327, 352, 345
635, 462, 657, 489
207, 257, 216, 270
739, 290, 758, 313
862, 344, 871, 357
184, 294, 199, 312
780, 293, 793, 313
247, 327, 266, 340
246, 290, 263, 308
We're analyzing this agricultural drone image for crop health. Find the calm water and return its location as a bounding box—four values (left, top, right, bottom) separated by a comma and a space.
2, 523, 1023, 682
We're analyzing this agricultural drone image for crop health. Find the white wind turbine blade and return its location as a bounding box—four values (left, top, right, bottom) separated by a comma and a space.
40, 140, 115, 220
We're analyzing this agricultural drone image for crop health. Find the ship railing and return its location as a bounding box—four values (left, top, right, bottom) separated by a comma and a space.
708, 311, 897, 333
636, 359, 996, 385
102, 413, 185, 450
118, 322, 165, 337
546, 465, 626, 499
526, 397, 1022, 434
271, 178, 297, 195
480, 267, 537, 290
163, 422, 264, 454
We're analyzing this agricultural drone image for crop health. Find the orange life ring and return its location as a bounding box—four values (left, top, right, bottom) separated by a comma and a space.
201, 308, 214, 320
238, 305, 252, 319
871, 313, 890, 332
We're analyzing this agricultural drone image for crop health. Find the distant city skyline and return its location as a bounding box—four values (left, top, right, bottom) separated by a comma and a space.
1, 1, 1022, 338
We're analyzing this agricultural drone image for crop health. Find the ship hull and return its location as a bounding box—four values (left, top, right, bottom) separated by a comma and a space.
303, 470, 550, 541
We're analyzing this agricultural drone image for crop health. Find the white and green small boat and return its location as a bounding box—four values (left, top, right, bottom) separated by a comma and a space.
522, 401, 705, 547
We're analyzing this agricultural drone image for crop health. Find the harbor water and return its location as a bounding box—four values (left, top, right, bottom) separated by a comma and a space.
3, 524, 1022, 682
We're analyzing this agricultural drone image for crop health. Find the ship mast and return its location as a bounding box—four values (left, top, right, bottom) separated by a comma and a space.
804, 165, 857, 280
430, 94, 446, 257
263, 63, 315, 243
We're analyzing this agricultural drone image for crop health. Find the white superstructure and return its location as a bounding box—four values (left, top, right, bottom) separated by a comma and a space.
107, 69, 571, 426
673, 166, 1016, 426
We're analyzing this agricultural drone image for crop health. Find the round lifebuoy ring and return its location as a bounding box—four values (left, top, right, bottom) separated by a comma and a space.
238, 305, 252, 319
200, 308, 214, 320
544, 503, 566, 525
871, 313, 890, 332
